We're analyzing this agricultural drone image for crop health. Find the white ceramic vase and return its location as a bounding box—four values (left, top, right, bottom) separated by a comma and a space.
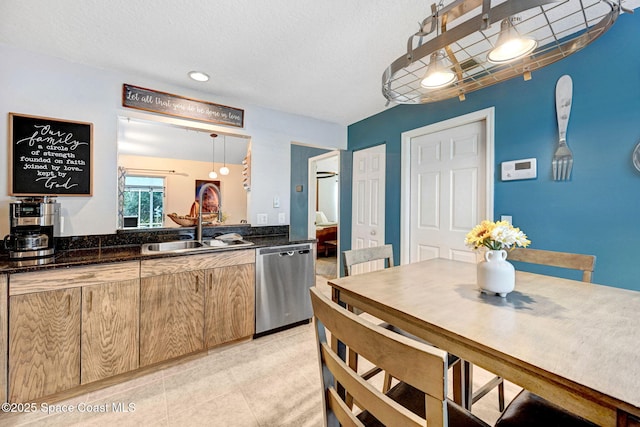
477, 249, 515, 297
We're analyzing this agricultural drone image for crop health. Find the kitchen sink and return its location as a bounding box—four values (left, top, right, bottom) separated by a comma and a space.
141, 239, 254, 255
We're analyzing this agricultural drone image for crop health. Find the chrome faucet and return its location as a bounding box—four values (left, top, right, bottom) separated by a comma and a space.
196, 182, 222, 242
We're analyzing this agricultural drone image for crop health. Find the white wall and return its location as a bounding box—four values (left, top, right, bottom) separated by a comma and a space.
0, 43, 347, 236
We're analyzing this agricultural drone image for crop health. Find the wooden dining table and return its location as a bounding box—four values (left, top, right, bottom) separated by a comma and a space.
327, 258, 640, 426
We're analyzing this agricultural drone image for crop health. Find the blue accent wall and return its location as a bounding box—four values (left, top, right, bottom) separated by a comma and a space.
290, 145, 332, 240
345, 15, 640, 289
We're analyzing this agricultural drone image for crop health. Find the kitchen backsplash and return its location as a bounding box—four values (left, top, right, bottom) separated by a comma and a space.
55, 225, 289, 251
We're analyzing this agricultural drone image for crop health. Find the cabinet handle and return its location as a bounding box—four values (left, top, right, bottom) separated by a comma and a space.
67, 294, 71, 316
88, 291, 93, 313
196, 276, 199, 293
209, 273, 213, 291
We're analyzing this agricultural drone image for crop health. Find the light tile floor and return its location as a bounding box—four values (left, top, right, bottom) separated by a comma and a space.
1, 324, 323, 427
0, 272, 521, 427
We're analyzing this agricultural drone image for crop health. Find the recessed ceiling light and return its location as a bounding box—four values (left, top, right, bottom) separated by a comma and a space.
188, 71, 210, 82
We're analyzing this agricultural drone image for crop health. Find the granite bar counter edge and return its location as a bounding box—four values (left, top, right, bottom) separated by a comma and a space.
0, 225, 315, 273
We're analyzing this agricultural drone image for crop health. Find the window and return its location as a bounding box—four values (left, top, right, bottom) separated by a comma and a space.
123, 176, 165, 228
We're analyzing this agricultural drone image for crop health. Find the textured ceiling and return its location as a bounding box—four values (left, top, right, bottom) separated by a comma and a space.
1, 0, 637, 126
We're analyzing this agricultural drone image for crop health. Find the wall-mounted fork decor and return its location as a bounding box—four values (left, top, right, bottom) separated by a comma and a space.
553, 75, 574, 181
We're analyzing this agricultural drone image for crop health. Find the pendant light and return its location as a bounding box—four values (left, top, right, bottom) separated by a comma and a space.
487, 17, 537, 64
383, 0, 620, 105
219, 134, 229, 176
421, 50, 456, 89
208, 133, 218, 179
420, 4, 456, 90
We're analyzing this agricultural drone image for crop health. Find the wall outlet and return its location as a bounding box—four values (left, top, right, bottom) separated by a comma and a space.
501, 215, 512, 224
278, 213, 286, 224
257, 213, 268, 225
273, 196, 280, 208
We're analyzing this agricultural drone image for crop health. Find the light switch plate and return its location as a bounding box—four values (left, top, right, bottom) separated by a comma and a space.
501, 158, 537, 181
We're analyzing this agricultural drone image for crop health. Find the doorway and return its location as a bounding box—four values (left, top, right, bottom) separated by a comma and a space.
308, 151, 340, 279
400, 108, 495, 265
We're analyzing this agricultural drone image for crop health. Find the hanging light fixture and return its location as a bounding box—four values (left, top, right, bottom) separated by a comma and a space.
420, 2, 456, 90
421, 50, 456, 89
382, 0, 622, 105
487, 17, 537, 64
219, 134, 229, 176
208, 133, 218, 179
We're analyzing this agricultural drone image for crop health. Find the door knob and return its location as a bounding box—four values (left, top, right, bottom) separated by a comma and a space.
370, 230, 376, 235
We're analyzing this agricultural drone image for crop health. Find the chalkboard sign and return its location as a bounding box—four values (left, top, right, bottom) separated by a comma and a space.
9, 113, 93, 196
122, 84, 244, 128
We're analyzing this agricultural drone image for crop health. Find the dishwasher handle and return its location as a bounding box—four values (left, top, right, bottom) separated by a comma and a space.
279, 249, 310, 257
258, 244, 313, 256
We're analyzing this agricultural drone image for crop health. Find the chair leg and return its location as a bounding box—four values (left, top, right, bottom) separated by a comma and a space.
466, 361, 505, 411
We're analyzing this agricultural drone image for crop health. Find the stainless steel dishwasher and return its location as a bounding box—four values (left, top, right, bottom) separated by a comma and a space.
255, 243, 315, 335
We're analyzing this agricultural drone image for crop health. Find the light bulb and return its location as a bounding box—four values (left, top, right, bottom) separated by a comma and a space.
487, 19, 537, 64
420, 51, 456, 89
220, 166, 230, 176
209, 170, 218, 179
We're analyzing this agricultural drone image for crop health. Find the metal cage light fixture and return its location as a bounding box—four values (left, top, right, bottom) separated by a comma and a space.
382, 0, 627, 105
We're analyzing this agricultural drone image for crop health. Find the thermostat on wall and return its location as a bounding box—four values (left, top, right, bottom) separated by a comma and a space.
501, 158, 537, 181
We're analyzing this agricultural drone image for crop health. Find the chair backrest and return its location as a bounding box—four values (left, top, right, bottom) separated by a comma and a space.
310, 287, 448, 427
507, 247, 596, 283
342, 245, 394, 277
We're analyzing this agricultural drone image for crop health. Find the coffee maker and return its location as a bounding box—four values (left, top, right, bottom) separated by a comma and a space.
4, 197, 61, 260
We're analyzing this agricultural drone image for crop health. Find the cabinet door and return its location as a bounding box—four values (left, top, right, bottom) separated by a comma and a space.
205, 264, 255, 347
81, 279, 139, 384
140, 271, 204, 366
9, 288, 81, 402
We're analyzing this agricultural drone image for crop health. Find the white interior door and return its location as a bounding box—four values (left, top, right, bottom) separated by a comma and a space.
351, 144, 385, 274
401, 108, 494, 264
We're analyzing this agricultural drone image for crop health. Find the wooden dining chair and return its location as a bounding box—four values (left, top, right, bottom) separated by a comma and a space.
310, 287, 491, 427
341, 245, 470, 409
342, 245, 394, 277
341, 245, 401, 391
506, 247, 596, 282
495, 247, 598, 427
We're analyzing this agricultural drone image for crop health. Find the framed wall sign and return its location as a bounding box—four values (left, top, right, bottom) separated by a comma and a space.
8, 113, 93, 196
122, 84, 244, 128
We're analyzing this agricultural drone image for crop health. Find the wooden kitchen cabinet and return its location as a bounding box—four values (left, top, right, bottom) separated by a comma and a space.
81, 278, 139, 384
9, 287, 81, 402
205, 263, 255, 347
8, 261, 140, 401
140, 249, 256, 360
140, 270, 205, 366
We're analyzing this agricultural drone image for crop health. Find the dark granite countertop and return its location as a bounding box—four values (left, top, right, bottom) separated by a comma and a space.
0, 235, 315, 274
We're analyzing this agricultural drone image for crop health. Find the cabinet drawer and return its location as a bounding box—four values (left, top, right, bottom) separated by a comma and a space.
10, 261, 140, 296
140, 249, 255, 278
